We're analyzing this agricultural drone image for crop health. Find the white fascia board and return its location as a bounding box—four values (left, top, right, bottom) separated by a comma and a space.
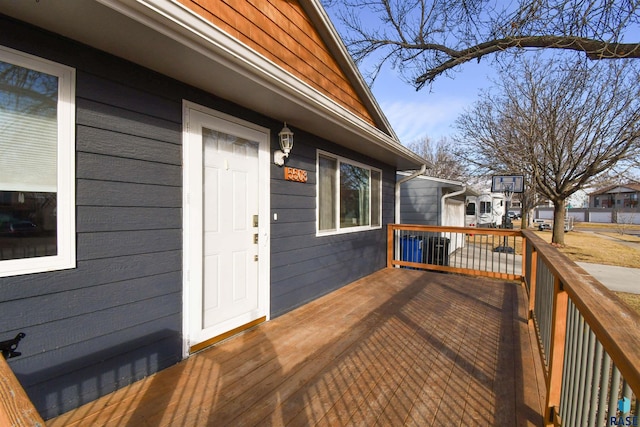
97, 0, 424, 168
396, 172, 461, 186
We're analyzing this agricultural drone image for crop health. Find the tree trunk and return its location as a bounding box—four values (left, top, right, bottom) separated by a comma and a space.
521, 210, 529, 229
552, 199, 566, 245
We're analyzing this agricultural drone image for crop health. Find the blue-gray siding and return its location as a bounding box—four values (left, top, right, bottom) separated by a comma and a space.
270, 138, 395, 317
0, 14, 395, 419
399, 178, 444, 225
0, 16, 187, 419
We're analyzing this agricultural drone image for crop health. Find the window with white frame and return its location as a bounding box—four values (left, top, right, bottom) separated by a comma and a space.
317, 151, 381, 234
0, 46, 75, 277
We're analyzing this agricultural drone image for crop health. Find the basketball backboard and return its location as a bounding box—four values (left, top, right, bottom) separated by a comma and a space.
491, 175, 524, 193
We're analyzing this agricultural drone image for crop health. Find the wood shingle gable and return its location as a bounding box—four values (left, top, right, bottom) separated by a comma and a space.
176, 0, 377, 128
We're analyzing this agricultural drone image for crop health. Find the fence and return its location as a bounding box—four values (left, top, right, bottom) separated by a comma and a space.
535, 207, 640, 225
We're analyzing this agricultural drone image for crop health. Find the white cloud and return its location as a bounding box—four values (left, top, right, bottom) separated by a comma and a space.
379, 98, 469, 145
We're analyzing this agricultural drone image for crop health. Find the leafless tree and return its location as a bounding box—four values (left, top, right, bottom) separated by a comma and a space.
454, 56, 640, 244
324, 0, 640, 88
405, 136, 469, 181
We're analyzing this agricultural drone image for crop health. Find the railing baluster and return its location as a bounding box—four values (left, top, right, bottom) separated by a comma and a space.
609, 365, 622, 422
560, 300, 575, 424
568, 304, 581, 425
622, 381, 632, 416
535, 261, 554, 367
575, 310, 591, 426
596, 352, 612, 426
587, 337, 603, 426
581, 328, 597, 425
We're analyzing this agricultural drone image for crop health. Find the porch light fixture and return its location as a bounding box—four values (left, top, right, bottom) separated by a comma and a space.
274, 122, 294, 166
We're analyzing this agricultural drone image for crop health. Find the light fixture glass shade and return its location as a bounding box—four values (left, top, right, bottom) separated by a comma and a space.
278, 123, 294, 155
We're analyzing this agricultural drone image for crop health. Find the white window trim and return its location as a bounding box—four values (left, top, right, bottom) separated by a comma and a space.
316, 150, 382, 236
0, 46, 76, 278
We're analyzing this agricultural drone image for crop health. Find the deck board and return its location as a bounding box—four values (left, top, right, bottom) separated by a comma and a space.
47, 268, 545, 426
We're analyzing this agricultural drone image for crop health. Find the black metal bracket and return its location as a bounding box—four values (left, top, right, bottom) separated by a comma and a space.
0, 333, 26, 359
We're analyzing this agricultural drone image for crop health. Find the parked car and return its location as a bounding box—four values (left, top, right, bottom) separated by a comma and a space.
538, 223, 551, 231
0, 218, 37, 236
507, 211, 521, 220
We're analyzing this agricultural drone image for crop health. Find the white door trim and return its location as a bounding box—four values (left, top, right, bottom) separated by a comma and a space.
182, 100, 270, 358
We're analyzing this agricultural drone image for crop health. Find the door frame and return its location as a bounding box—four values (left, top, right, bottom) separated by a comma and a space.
181, 100, 270, 357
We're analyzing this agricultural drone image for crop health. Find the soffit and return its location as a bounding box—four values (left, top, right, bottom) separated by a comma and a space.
1, 0, 424, 169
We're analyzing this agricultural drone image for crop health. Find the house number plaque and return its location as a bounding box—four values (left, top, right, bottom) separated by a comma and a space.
284, 167, 307, 183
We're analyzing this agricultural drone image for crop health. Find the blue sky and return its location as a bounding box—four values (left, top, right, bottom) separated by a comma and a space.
325, 9, 497, 146
368, 62, 496, 145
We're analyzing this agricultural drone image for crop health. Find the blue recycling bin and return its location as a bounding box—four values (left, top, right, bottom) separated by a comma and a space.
400, 235, 423, 267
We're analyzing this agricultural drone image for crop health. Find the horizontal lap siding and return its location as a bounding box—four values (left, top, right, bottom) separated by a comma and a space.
400, 180, 441, 225
178, 0, 375, 125
0, 13, 397, 420
0, 18, 190, 419
270, 132, 395, 317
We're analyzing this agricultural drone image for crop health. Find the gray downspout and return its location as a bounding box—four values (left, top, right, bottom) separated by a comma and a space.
395, 165, 427, 224
394, 165, 427, 268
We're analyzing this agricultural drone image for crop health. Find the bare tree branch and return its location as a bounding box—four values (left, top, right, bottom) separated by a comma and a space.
415, 36, 640, 87
405, 135, 469, 181
453, 56, 640, 244
325, 0, 640, 87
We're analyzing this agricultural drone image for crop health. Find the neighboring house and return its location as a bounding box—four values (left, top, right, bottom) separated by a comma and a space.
589, 183, 640, 209
0, 1, 424, 419
397, 173, 476, 227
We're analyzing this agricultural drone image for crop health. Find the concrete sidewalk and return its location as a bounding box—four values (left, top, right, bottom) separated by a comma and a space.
577, 262, 640, 294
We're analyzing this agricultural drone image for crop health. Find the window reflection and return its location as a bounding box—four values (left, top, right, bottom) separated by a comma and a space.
0, 192, 57, 260
340, 163, 370, 228
0, 60, 59, 261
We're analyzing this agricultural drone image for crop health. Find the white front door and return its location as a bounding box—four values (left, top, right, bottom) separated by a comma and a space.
183, 102, 270, 354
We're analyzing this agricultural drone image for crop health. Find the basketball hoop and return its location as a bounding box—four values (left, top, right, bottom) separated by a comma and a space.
503, 183, 514, 203
491, 175, 524, 195
491, 175, 524, 240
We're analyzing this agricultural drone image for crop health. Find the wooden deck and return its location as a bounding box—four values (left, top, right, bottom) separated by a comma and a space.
48, 269, 545, 426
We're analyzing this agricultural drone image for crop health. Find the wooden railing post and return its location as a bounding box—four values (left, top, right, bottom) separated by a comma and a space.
545, 276, 568, 426
0, 355, 44, 426
387, 224, 394, 268
528, 248, 538, 322
520, 235, 527, 283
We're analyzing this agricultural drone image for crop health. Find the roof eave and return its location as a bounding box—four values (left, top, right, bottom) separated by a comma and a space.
1, 0, 424, 169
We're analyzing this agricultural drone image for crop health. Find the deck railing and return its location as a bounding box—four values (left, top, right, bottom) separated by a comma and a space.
387, 224, 523, 280
0, 354, 44, 426
388, 224, 640, 427
522, 230, 640, 427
